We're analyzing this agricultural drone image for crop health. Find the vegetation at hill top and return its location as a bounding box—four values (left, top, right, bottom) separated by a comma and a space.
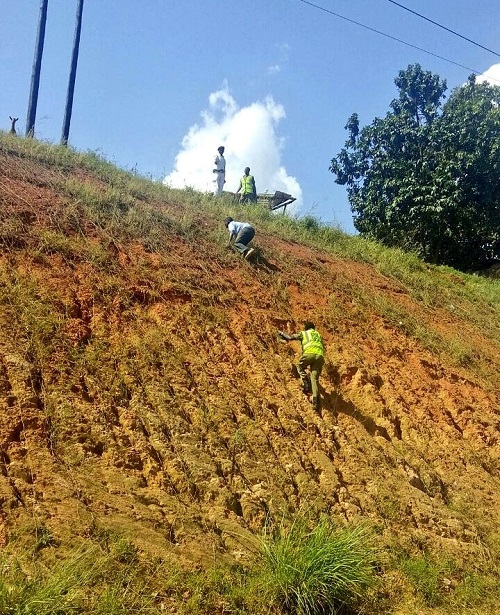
0, 131, 499, 614
331, 64, 500, 272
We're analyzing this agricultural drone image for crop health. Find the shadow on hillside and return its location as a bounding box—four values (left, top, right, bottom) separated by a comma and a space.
321, 389, 391, 441
254, 251, 280, 272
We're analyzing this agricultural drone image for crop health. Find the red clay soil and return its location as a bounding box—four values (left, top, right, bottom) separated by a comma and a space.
0, 147, 499, 604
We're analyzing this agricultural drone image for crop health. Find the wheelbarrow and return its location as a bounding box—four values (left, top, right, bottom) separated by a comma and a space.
257, 191, 296, 213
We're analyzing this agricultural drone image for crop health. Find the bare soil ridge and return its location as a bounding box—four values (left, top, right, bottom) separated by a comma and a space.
0, 138, 499, 612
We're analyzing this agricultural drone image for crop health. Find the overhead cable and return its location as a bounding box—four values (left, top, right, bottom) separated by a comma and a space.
293, 0, 500, 84
387, 0, 500, 58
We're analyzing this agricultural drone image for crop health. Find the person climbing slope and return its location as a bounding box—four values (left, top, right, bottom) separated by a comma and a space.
224, 217, 256, 259
278, 321, 325, 410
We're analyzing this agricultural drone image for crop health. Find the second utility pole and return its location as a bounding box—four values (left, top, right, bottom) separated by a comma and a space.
61, 0, 85, 145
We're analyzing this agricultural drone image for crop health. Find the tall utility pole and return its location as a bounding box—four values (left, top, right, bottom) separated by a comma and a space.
26, 0, 49, 137
61, 0, 85, 145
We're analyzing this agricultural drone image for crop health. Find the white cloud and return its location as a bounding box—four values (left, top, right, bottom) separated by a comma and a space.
475, 63, 500, 86
267, 43, 289, 76
164, 83, 302, 209
276, 42, 290, 59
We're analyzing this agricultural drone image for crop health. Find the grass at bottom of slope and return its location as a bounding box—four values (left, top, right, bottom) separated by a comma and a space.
253, 516, 377, 615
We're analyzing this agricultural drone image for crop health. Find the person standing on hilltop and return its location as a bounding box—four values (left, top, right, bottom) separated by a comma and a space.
224, 217, 255, 260
213, 146, 226, 196
278, 321, 325, 410
235, 167, 257, 203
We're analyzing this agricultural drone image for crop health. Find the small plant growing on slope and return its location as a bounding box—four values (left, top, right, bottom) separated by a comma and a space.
255, 515, 377, 615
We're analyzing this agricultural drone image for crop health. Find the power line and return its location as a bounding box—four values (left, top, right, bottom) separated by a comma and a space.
387, 0, 500, 58
293, 0, 500, 84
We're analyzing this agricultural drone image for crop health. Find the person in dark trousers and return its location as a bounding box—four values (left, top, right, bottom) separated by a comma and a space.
224, 217, 255, 259
235, 167, 257, 203
278, 321, 325, 410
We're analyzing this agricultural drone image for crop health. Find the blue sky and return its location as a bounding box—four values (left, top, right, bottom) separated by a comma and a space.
1, 1, 499, 233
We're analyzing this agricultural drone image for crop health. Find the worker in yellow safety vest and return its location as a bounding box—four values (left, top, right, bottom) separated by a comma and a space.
236, 167, 257, 203
278, 321, 325, 410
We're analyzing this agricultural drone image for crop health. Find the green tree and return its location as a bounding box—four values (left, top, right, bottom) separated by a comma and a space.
330, 65, 500, 270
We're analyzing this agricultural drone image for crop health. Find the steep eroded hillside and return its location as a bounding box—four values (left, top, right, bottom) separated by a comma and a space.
0, 138, 499, 613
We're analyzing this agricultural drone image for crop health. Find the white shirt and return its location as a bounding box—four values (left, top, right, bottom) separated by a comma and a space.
228, 220, 252, 237
214, 153, 226, 173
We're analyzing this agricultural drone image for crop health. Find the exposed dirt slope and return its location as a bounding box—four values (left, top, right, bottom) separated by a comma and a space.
0, 144, 499, 610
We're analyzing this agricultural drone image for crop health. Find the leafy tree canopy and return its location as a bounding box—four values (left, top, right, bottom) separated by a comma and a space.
330, 64, 500, 270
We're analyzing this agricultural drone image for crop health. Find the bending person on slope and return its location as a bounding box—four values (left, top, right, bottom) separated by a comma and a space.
224, 217, 256, 260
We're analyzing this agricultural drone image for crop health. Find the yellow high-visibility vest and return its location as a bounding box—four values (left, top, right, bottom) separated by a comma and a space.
241, 174, 254, 194
301, 329, 324, 356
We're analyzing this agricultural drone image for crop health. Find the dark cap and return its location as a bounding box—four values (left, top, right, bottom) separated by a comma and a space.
304, 321, 315, 330
224, 217, 233, 227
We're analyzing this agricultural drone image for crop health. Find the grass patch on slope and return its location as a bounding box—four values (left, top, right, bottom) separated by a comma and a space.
396, 551, 500, 613
254, 516, 377, 615
0, 516, 379, 615
0, 535, 169, 615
